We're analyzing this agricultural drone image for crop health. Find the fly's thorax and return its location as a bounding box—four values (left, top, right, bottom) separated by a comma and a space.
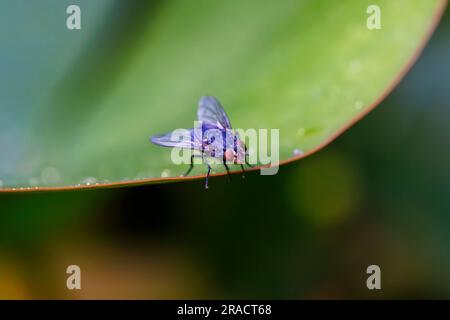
200, 126, 246, 164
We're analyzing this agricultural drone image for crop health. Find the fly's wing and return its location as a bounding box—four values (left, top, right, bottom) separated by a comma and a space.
150, 128, 201, 150
197, 96, 232, 129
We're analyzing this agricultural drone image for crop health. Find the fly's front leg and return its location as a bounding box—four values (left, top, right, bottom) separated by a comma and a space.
205, 165, 212, 189
223, 157, 232, 181
244, 144, 254, 168
240, 164, 246, 179
245, 155, 255, 168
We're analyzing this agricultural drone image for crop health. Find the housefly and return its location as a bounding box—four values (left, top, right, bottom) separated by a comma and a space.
150, 96, 253, 189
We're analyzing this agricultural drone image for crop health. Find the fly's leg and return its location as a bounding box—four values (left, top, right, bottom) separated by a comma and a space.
223, 159, 232, 181
183, 154, 199, 177
240, 164, 246, 179
245, 155, 255, 168
244, 144, 255, 168
205, 165, 212, 189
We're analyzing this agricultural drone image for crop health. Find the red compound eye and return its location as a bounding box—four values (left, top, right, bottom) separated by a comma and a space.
225, 149, 234, 162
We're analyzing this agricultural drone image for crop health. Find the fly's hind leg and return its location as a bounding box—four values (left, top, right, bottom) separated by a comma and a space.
223, 158, 232, 182
244, 145, 255, 168
240, 164, 246, 179
205, 165, 212, 189
245, 155, 255, 168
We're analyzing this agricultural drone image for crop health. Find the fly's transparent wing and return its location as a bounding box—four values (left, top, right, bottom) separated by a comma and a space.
150, 128, 201, 150
197, 96, 232, 129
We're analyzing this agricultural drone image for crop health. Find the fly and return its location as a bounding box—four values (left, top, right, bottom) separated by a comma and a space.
150, 96, 253, 189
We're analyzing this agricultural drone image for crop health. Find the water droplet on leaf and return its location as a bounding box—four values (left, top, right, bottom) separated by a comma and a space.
161, 169, 171, 178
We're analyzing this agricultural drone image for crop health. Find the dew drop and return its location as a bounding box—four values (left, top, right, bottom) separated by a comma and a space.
161, 169, 171, 178
354, 100, 363, 110
293, 149, 304, 156
81, 177, 97, 186
134, 172, 149, 180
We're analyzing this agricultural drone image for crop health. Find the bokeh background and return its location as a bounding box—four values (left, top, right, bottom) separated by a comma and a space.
1, 2, 450, 299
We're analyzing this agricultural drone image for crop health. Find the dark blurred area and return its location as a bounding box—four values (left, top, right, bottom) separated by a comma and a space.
1, 6, 450, 299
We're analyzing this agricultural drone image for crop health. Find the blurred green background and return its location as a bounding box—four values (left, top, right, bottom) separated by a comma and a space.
1, 1, 450, 299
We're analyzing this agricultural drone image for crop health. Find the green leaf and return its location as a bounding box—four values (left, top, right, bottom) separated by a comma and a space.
0, 0, 445, 191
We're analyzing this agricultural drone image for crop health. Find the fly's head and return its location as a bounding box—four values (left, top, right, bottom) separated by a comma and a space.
224, 135, 246, 164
